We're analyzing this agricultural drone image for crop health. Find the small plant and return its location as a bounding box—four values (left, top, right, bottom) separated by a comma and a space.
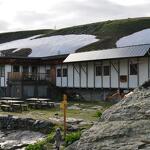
46, 132, 55, 143
65, 131, 81, 146
95, 111, 102, 118
25, 141, 45, 150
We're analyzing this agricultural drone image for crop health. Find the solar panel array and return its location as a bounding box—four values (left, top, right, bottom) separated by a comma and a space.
64, 44, 150, 63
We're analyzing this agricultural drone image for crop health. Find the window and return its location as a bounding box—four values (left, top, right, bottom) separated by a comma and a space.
31, 66, 37, 74
13, 65, 19, 72
103, 66, 110, 76
0, 65, 4, 77
23, 66, 29, 73
95, 66, 102, 76
57, 69, 61, 77
63, 68, 68, 77
120, 75, 127, 82
130, 64, 137, 75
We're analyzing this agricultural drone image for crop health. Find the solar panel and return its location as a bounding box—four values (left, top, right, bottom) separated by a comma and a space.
64, 44, 150, 63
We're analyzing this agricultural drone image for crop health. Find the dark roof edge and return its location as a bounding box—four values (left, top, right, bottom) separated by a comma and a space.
0, 54, 68, 60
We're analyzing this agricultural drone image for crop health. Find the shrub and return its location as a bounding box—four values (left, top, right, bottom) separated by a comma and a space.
25, 141, 45, 150
65, 131, 81, 146
46, 132, 55, 143
95, 111, 102, 118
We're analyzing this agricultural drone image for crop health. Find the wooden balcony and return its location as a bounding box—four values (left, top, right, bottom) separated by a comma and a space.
8, 72, 51, 82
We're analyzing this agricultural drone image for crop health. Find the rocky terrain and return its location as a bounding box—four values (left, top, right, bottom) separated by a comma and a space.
0, 130, 45, 150
0, 115, 54, 134
0, 116, 54, 150
66, 81, 150, 150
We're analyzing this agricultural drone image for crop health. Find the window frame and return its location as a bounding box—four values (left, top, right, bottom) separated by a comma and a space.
63, 68, 68, 77
103, 66, 110, 76
13, 65, 20, 72
57, 68, 61, 77
130, 63, 138, 75
95, 65, 102, 76
0, 65, 5, 77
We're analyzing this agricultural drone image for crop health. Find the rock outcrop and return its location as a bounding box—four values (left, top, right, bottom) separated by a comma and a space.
0, 115, 54, 134
66, 81, 150, 150
0, 130, 45, 150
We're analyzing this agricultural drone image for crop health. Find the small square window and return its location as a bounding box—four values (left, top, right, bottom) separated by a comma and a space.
120, 75, 127, 82
63, 68, 68, 77
95, 66, 102, 76
13, 65, 20, 72
103, 66, 110, 76
0, 65, 4, 77
57, 69, 61, 77
130, 64, 137, 75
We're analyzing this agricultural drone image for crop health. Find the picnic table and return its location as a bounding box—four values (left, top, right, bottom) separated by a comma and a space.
26, 98, 55, 109
1, 97, 21, 100
0, 99, 28, 112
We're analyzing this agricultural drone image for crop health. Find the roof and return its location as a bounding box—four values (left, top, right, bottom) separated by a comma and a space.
64, 44, 150, 63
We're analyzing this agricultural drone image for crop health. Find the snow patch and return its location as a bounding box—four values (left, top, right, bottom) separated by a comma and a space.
116, 29, 150, 47
0, 34, 99, 57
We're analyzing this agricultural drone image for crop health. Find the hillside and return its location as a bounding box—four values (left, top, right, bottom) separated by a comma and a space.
0, 17, 150, 57
44, 17, 150, 51
0, 29, 52, 44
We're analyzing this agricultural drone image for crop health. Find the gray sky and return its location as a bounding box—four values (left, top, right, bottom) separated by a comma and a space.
0, 0, 150, 32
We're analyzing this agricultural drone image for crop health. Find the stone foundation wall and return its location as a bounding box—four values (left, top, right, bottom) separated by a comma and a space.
0, 115, 54, 134
65, 88, 117, 101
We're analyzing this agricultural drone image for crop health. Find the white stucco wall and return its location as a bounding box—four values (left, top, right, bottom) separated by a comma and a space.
56, 57, 150, 89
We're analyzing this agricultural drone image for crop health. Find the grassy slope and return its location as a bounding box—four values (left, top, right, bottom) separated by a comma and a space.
0, 29, 53, 44
44, 17, 150, 52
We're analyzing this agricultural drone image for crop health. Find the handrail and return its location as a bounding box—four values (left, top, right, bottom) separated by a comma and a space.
8, 72, 51, 81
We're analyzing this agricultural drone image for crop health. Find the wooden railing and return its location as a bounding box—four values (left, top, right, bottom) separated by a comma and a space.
8, 72, 51, 81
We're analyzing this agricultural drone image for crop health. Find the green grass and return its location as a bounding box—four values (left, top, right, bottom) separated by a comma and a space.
0, 101, 112, 122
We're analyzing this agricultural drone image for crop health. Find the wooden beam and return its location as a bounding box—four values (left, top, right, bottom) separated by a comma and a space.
81, 64, 87, 74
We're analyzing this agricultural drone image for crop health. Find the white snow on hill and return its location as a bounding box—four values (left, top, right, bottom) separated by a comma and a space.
0, 34, 99, 57
116, 29, 150, 47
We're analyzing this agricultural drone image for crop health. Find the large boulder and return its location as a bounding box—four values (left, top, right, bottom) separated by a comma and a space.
66, 81, 150, 150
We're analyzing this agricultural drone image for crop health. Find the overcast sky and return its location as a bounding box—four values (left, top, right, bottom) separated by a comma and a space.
0, 0, 150, 33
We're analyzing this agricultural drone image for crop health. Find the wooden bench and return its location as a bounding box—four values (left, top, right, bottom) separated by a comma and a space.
1, 105, 11, 112
48, 102, 55, 108
11, 104, 22, 112
21, 104, 28, 111
28, 103, 37, 109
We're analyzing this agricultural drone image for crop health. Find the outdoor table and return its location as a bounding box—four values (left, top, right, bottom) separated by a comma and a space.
26, 98, 52, 108
0, 97, 21, 100
26, 98, 51, 103
0, 100, 25, 112
1, 100, 24, 104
